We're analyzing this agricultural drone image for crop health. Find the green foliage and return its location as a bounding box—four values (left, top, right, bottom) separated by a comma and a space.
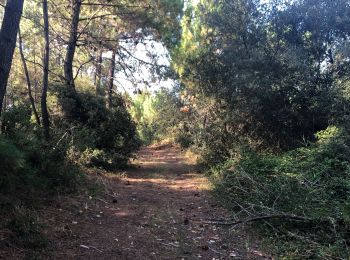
129, 88, 191, 146
53, 86, 140, 169
137, 122, 158, 146
5, 207, 47, 250
0, 86, 139, 208
0, 103, 81, 208
152, 88, 187, 140
0, 104, 33, 137
129, 92, 157, 145
175, 131, 193, 148
0, 137, 24, 175
174, 0, 350, 151
145, 0, 184, 47
211, 126, 350, 258
80, 148, 129, 170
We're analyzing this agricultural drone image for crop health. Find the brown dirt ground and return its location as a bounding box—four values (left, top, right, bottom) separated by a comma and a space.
1, 145, 270, 259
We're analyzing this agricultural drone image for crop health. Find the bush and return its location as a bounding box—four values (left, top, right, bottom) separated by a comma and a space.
0, 104, 82, 206
175, 131, 193, 148
80, 148, 129, 170
5, 207, 47, 250
0, 137, 81, 201
0, 137, 25, 185
211, 126, 350, 258
52, 87, 140, 169
137, 122, 158, 145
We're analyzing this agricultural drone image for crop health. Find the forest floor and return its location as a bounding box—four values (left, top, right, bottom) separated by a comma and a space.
3, 145, 269, 259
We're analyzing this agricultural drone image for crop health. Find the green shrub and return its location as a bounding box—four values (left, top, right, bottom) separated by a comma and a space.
80, 148, 129, 170
6, 207, 47, 249
52, 86, 140, 169
211, 126, 350, 258
0, 103, 82, 205
137, 122, 158, 145
175, 131, 193, 148
0, 137, 81, 200
0, 104, 34, 138
0, 137, 24, 175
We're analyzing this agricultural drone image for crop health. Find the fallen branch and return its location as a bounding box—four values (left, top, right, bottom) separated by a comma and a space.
209, 246, 224, 255
96, 198, 109, 204
90, 246, 103, 253
80, 244, 103, 252
159, 242, 179, 248
205, 214, 313, 226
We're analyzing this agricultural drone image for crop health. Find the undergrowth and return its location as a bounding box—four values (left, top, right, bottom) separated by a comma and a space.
209, 126, 350, 258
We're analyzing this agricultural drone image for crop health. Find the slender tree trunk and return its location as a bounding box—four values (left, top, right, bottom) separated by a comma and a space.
18, 28, 41, 126
0, 0, 25, 116
3, 95, 6, 111
93, 62, 97, 85
107, 48, 116, 108
95, 48, 103, 95
42, 0, 50, 140
33, 35, 38, 103
64, 0, 82, 90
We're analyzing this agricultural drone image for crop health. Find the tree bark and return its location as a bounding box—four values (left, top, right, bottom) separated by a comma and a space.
42, 0, 50, 140
64, 0, 82, 90
0, 0, 25, 116
107, 48, 116, 108
18, 28, 41, 126
33, 34, 38, 103
95, 48, 103, 95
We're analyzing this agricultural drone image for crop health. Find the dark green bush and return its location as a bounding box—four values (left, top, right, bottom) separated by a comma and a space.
175, 131, 193, 148
53, 87, 140, 169
6, 207, 47, 250
0, 104, 81, 206
0, 137, 24, 176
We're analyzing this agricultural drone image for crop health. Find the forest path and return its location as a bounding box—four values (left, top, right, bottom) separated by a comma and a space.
45, 145, 267, 259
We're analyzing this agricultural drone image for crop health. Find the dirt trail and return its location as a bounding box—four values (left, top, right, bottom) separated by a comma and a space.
43, 145, 267, 259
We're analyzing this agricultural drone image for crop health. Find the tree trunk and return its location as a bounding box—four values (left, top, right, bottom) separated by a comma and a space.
42, 0, 50, 140
95, 48, 103, 95
64, 0, 82, 90
18, 28, 41, 126
107, 48, 116, 108
0, 0, 25, 116
33, 35, 38, 103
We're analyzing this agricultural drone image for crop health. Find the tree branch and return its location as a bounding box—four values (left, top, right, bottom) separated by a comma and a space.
205, 214, 313, 226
